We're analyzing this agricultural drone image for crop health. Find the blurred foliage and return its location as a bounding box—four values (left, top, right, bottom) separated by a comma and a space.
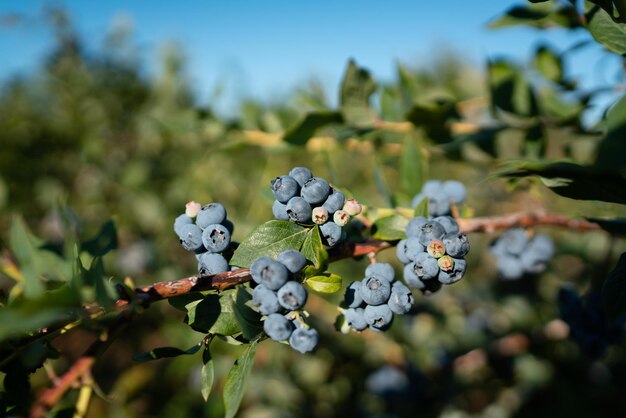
1, 3, 626, 418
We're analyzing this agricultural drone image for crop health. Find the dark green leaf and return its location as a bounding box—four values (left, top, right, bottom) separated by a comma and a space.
414, 196, 430, 218
406, 101, 459, 143
488, 59, 539, 118
400, 133, 425, 198
340, 60, 377, 129
186, 292, 241, 336
500, 161, 626, 204
306, 273, 342, 293
594, 94, 626, 170
585, 2, 626, 54
283, 111, 343, 145
9, 216, 45, 298
232, 287, 263, 341
488, 4, 581, 29
132, 342, 202, 362
533, 45, 563, 83
82, 257, 117, 309
223, 341, 257, 418
82, 220, 117, 257
201, 347, 215, 402
230, 221, 308, 268
587, 218, 626, 235
603, 253, 626, 321
168, 293, 205, 312
371, 215, 409, 240
300, 226, 328, 270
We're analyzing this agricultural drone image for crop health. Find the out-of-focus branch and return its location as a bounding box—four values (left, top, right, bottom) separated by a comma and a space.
456, 210, 601, 233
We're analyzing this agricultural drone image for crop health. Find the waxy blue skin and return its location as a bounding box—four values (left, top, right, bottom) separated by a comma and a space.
263, 313, 294, 341
196, 203, 227, 228
365, 263, 395, 283
360, 276, 392, 306
322, 189, 345, 214
320, 221, 342, 247
201, 223, 231, 253
364, 304, 393, 331
272, 200, 289, 221
179, 223, 204, 252
286, 197, 312, 223
174, 214, 193, 237
301, 176, 330, 205
277, 281, 308, 310
250, 257, 289, 290
277, 249, 307, 274
344, 281, 364, 308
253, 285, 281, 316
344, 308, 368, 331
388, 281, 413, 314
289, 326, 319, 353
288, 166, 313, 187
271, 175, 300, 203
197, 252, 229, 276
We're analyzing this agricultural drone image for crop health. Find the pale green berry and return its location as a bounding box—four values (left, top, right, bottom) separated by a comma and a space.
333, 210, 350, 227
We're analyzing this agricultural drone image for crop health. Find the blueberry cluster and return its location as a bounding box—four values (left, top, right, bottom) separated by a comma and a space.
271, 166, 361, 247
250, 249, 319, 353
397, 216, 470, 294
341, 262, 414, 332
489, 228, 554, 280
411, 179, 467, 216
173, 201, 233, 276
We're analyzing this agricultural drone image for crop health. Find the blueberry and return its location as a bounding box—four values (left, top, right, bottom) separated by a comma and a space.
428, 191, 451, 216
417, 221, 446, 246
406, 216, 428, 238
344, 281, 363, 308
498, 228, 528, 255
197, 253, 229, 275
360, 276, 392, 306
414, 253, 439, 280
252, 285, 281, 315
277, 281, 308, 310
433, 216, 460, 234
388, 281, 413, 314
443, 232, 470, 258
364, 304, 393, 331
276, 249, 307, 273
442, 180, 467, 204
263, 313, 294, 341
427, 240, 446, 258
271, 175, 300, 203
179, 223, 204, 251
405, 237, 426, 261
366, 366, 409, 397
301, 177, 330, 205
272, 200, 289, 221
365, 263, 395, 283
422, 180, 443, 195
201, 223, 231, 253
288, 166, 313, 187
322, 189, 345, 214
174, 214, 193, 237
344, 308, 368, 331
437, 255, 455, 272
527, 234, 554, 258
520, 250, 548, 274
289, 326, 319, 353
320, 221, 342, 247
286, 197, 312, 223
403, 262, 425, 289
438, 258, 467, 284
250, 257, 289, 290
396, 240, 411, 264
196, 203, 227, 228
333, 210, 350, 227
222, 219, 235, 235
497, 254, 524, 280
312, 206, 329, 224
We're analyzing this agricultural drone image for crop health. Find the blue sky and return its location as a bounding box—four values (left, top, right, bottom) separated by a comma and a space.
0, 0, 622, 118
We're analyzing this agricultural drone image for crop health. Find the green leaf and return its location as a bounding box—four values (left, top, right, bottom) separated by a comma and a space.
371, 215, 409, 240
488, 4, 581, 29
168, 293, 204, 312
488, 59, 539, 118
132, 342, 202, 362
399, 133, 425, 198
283, 111, 343, 145
406, 101, 459, 143
186, 292, 241, 336
81, 257, 117, 309
223, 341, 258, 418
414, 196, 430, 218
82, 220, 117, 257
306, 273, 342, 294
230, 221, 309, 268
232, 287, 263, 341
340, 60, 377, 129
500, 161, 626, 204
201, 347, 215, 402
300, 226, 328, 270
585, 1, 626, 54
603, 252, 626, 321
9, 216, 45, 299
533, 45, 563, 84
594, 94, 626, 170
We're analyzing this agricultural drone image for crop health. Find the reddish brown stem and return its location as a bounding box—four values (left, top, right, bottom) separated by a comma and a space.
457, 210, 601, 233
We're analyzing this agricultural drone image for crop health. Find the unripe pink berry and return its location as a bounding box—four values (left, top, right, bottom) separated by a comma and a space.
427, 240, 446, 258
438, 255, 455, 272
312, 206, 329, 225
333, 210, 350, 227
185, 201, 202, 218
343, 198, 362, 216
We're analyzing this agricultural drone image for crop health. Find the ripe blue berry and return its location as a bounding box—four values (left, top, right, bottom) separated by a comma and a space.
344, 308, 368, 331
417, 221, 446, 246
366, 366, 409, 396
405, 237, 425, 261
271, 175, 300, 203
222, 219, 234, 235
443, 232, 470, 258
289, 326, 319, 353
272, 200, 289, 221
252, 285, 281, 315
174, 214, 193, 237
263, 313, 294, 341
403, 262, 425, 289
322, 189, 345, 214
288, 166, 313, 187
388, 281, 413, 314
365, 263, 395, 283
438, 258, 467, 284
364, 304, 393, 331
442, 180, 467, 204
344, 281, 363, 308
276, 249, 307, 273
250, 257, 289, 290
201, 223, 231, 253
197, 253, 229, 275
499, 228, 528, 255
360, 276, 392, 306
414, 253, 440, 280
196, 203, 227, 228
320, 221, 342, 247
520, 250, 548, 274
406, 216, 428, 238
179, 224, 204, 251
433, 216, 459, 234
428, 190, 451, 216
497, 254, 524, 280
422, 180, 443, 195
277, 281, 308, 310
396, 240, 411, 264
286, 197, 312, 223
301, 177, 330, 205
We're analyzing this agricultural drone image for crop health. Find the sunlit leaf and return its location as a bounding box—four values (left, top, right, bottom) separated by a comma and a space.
223, 341, 257, 418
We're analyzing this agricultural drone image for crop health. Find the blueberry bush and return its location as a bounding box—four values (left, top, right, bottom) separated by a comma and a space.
1, 2, 626, 417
